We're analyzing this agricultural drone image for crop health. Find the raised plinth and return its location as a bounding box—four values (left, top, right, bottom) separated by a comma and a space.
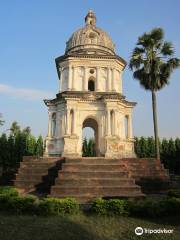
14, 156, 169, 203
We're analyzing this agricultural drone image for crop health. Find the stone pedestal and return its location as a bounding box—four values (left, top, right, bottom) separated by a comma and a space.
62, 135, 79, 157
105, 136, 136, 158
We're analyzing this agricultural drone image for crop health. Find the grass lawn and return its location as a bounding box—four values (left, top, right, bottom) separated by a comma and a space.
0, 213, 179, 240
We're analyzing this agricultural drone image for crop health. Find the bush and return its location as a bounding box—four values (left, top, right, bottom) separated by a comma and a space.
168, 189, 180, 198
38, 197, 79, 215
0, 194, 37, 214
128, 197, 180, 218
91, 198, 107, 215
0, 186, 19, 197
91, 198, 129, 216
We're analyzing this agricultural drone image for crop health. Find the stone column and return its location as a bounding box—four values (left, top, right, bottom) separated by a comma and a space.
112, 68, 116, 91
84, 67, 88, 91
68, 66, 72, 90
65, 108, 70, 135
119, 71, 122, 93
106, 110, 111, 135
128, 114, 133, 138
72, 66, 75, 90
107, 68, 111, 91
48, 112, 52, 137
96, 67, 100, 91
60, 68, 64, 92
56, 111, 60, 137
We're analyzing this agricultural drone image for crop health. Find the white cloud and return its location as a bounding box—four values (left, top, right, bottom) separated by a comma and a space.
0, 84, 54, 100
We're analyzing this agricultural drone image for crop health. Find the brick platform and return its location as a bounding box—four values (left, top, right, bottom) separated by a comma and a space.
14, 157, 169, 203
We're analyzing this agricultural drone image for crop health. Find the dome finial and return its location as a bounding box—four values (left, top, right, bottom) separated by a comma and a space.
85, 10, 96, 26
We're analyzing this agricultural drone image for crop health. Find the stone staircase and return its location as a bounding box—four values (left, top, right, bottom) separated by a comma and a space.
14, 157, 170, 203
14, 156, 64, 194
50, 158, 144, 202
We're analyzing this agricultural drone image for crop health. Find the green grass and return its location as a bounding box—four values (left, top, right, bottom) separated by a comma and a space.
0, 213, 179, 240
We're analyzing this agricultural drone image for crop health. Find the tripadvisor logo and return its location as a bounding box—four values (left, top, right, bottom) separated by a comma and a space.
135, 227, 173, 235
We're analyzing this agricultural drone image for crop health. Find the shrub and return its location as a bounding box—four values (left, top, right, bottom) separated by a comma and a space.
91, 198, 129, 216
91, 198, 107, 215
38, 197, 79, 215
128, 197, 180, 218
168, 189, 180, 198
8, 195, 37, 214
0, 194, 36, 214
0, 186, 19, 197
107, 199, 129, 216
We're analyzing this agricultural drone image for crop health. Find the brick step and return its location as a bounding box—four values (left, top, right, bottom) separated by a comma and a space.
66, 158, 129, 164
15, 173, 56, 181
59, 171, 129, 178
133, 174, 169, 180
14, 180, 42, 186
20, 162, 57, 168
49, 192, 145, 203
51, 186, 141, 195
55, 178, 135, 186
18, 168, 50, 174
62, 163, 126, 171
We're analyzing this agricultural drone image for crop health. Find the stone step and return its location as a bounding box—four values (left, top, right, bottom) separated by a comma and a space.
20, 162, 57, 168
55, 178, 135, 186
66, 158, 128, 164
51, 186, 141, 195
62, 163, 126, 171
49, 193, 145, 203
18, 168, 49, 175
59, 171, 129, 178
15, 174, 44, 181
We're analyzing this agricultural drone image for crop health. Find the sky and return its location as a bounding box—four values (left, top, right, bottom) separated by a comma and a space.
0, 0, 180, 139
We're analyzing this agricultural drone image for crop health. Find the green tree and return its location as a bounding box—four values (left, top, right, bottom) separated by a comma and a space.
35, 135, 44, 156
10, 121, 20, 136
138, 137, 148, 157
82, 138, 88, 157
129, 28, 180, 160
147, 137, 155, 157
175, 138, 180, 173
161, 138, 169, 168
0, 113, 5, 126
168, 138, 176, 172
87, 138, 95, 157
0, 133, 8, 171
27, 135, 36, 156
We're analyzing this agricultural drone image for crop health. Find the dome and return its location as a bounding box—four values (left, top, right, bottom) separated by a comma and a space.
65, 10, 115, 55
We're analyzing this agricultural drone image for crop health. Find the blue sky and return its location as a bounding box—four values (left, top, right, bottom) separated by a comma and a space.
0, 0, 180, 138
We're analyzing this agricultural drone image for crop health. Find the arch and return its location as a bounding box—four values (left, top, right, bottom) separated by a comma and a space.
51, 113, 56, 137
88, 77, 95, 91
82, 117, 99, 156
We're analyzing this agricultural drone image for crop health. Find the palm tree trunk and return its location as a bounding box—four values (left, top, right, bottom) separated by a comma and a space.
151, 90, 160, 160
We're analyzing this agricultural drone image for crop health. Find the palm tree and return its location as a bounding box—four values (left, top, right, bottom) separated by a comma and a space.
129, 28, 180, 160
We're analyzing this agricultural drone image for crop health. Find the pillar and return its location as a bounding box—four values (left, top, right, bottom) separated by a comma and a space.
84, 67, 88, 91
56, 111, 60, 137
72, 66, 75, 90
106, 109, 111, 135
48, 112, 52, 137
107, 68, 111, 91
65, 108, 70, 135
112, 68, 116, 91
96, 67, 100, 91
128, 114, 133, 138
68, 66, 72, 90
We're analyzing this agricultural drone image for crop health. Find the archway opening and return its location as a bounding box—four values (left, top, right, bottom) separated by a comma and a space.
88, 79, 95, 91
82, 118, 98, 157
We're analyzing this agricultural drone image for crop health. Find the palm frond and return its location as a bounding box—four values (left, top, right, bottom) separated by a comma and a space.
161, 41, 174, 56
